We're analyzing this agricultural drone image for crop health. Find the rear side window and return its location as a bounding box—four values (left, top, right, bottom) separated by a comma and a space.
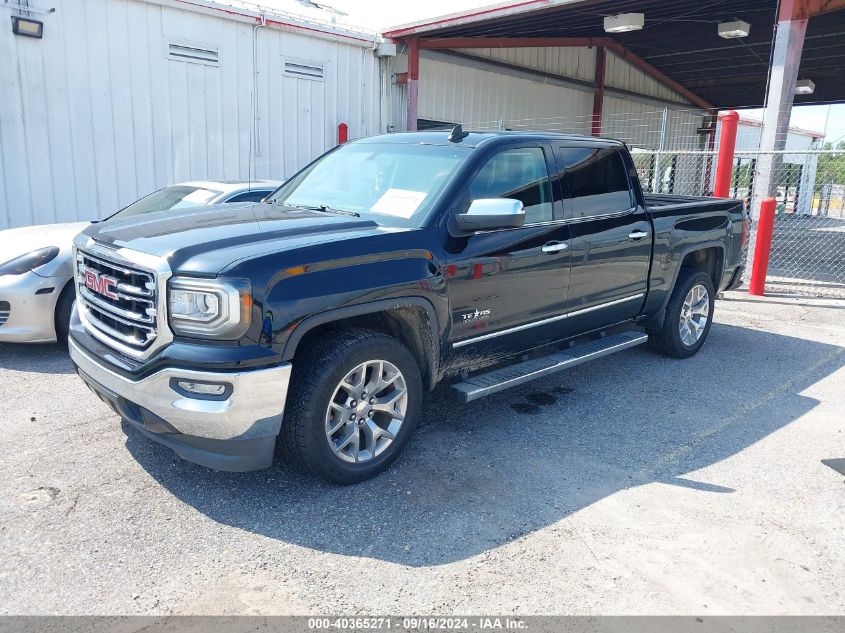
468, 147, 553, 224
226, 190, 270, 203
557, 147, 633, 219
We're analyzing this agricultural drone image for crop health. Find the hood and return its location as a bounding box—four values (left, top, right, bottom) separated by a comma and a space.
80, 202, 387, 275
0, 221, 91, 278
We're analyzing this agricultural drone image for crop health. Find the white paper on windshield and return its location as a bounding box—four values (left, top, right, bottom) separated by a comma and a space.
370, 189, 428, 219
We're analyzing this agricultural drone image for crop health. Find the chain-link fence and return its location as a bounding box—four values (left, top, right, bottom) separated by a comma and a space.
632, 147, 845, 297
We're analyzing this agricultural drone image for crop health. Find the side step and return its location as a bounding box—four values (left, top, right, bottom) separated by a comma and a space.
450, 331, 649, 403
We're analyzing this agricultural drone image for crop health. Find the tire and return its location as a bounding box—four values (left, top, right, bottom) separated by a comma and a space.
280, 328, 422, 484
647, 269, 715, 359
54, 283, 76, 345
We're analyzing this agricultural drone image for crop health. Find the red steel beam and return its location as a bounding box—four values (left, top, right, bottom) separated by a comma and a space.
601, 40, 713, 110
419, 37, 606, 50
591, 46, 606, 137
407, 37, 421, 131
782, 0, 845, 20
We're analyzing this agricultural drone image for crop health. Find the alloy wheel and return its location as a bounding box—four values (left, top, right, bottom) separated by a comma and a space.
324, 359, 408, 463
679, 283, 710, 346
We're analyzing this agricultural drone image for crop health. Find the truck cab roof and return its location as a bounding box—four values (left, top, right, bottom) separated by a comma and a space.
355, 130, 626, 148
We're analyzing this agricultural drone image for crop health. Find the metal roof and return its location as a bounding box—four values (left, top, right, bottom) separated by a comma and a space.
384, 0, 845, 108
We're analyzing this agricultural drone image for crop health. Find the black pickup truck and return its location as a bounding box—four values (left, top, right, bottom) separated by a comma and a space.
69, 129, 747, 483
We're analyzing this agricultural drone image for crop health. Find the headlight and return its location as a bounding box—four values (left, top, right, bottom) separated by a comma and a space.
168, 277, 251, 338
0, 247, 59, 276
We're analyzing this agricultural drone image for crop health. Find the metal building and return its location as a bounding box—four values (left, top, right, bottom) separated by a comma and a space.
0, 0, 384, 229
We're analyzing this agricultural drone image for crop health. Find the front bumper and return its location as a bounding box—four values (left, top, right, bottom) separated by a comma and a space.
69, 337, 292, 471
0, 272, 68, 343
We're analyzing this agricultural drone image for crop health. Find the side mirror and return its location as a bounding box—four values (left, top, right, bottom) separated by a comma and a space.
455, 198, 525, 232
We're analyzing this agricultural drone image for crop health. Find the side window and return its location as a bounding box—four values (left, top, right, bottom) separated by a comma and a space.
468, 147, 553, 224
558, 147, 633, 219
226, 190, 270, 203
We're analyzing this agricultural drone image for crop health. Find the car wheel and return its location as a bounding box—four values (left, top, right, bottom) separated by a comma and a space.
647, 269, 715, 359
281, 328, 422, 484
54, 284, 76, 345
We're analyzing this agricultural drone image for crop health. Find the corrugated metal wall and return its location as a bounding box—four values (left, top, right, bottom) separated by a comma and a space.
386, 47, 704, 146
604, 51, 688, 104
417, 55, 593, 131
454, 46, 595, 84
0, 0, 382, 229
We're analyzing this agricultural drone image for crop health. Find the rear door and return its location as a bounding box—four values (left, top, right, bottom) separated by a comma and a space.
445, 142, 571, 354
552, 144, 651, 333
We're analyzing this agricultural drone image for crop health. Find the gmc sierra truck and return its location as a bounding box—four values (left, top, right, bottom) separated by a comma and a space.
69, 128, 747, 484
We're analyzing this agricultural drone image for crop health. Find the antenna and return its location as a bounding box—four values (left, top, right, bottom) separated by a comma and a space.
448, 124, 470, 143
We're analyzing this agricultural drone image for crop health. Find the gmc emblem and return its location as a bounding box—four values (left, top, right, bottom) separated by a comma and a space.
84, 270, 118, 300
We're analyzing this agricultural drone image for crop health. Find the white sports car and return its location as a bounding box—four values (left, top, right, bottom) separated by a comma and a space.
0, 180, 282, 344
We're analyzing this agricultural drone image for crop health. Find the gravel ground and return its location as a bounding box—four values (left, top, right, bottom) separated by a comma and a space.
1, 291, 843, 615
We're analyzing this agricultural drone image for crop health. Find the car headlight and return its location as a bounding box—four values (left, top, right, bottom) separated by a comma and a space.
168, 277, 252, 338
0, 246, 60, 276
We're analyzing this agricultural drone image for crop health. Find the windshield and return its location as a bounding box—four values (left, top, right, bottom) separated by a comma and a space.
111, 185, 223, 220
268, 142, 471, 227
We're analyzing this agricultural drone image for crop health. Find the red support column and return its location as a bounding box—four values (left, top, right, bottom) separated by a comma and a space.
337, 122, 348, 145
407, 38, 420, 132
591, 46, 606, 137
749, 197, 777, 296
713, 110, 739, 198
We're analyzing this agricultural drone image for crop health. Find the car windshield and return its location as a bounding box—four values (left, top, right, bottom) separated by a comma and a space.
267, 142, 472, 227
111, 185, 223, 220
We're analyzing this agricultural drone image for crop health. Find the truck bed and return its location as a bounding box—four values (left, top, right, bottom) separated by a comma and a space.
644, 192, 742, 212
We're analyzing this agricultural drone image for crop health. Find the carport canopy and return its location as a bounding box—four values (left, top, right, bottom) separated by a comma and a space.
384, 0, 845, 199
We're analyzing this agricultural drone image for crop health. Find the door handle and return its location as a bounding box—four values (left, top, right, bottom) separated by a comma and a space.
628, 230, 649, 240
541, 241, 568, 254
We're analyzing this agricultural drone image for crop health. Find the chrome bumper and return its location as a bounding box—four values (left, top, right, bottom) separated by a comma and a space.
69, 337, 292, 441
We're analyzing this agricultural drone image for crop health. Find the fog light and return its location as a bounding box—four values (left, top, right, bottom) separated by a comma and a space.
176, 380, 228, 396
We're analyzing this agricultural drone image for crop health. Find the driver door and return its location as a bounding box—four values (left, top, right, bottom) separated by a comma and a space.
444, 143, 572, 357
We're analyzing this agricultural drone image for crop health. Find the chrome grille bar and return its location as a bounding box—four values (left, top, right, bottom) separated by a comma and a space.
79, 286, 155, 324
75, 248, 159, 354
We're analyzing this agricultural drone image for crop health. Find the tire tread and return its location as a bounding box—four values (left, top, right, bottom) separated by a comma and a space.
647, 268, 715, 359
280, 327, 420, 483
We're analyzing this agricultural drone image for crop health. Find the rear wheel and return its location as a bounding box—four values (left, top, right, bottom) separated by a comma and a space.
647, 269, 715, 359
281, 328, 422, 484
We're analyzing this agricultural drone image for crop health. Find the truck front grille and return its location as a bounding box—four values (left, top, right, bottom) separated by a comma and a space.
75, 250, 158, 353
0, 301, 9, 327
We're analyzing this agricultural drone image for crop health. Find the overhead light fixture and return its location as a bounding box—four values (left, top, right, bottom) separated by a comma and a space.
603, 13, 644, 33
795, 79, 815, 95
11, 15, 44, 39
718, 20, 750, 38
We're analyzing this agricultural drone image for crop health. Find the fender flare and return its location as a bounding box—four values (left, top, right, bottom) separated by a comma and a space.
280, 297, 442, 387
644, 240, 726, 329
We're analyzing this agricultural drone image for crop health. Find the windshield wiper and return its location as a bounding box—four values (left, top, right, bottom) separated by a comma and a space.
295, 203, 360, 217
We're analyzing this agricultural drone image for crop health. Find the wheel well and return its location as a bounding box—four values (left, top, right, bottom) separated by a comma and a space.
292, 307, 438, 390
680, 247, 722, 288
54, 280, 76, 330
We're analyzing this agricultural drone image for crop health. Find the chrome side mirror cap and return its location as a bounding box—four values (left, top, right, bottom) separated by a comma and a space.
455, 198, 525, 232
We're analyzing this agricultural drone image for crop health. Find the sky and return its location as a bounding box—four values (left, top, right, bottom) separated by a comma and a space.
259, 0, 845, 143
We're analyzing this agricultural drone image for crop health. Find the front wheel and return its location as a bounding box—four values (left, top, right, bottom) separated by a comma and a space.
647, 269, 715, 359
54, 284, 76, 345
281, 328, 422, 484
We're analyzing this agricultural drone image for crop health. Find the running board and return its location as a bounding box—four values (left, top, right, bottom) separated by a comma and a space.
450, 331, 649, 403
